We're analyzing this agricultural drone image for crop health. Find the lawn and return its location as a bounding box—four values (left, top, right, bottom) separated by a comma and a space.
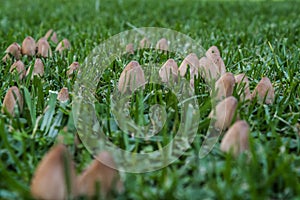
0, 0, 299, 199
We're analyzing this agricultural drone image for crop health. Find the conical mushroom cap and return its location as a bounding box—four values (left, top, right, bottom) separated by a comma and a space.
10, 60, 26, 80
156, 38, 168, 51
26, 58, 44, 78
55, 39, 71, 54
213, 72, 235, 101
118, 61, 146, 93
77, 151, 123, 198
199, 56, 219, 83
178, 53, 199, 79
159, 59, 178, 83
30, 144, 77, 200
252, 77, 275, 104
235, 73, 251, 101
209, 96, 238, 130
2, 86, 23, 116
37, 38, 52, 58
220, 120, 250, 157
21, 36, 36, 56
205, 46, 226, 75
5, 42, 21, 59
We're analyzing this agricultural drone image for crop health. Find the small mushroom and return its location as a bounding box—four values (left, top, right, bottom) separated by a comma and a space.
30, 144, 78, 199
26, 58, 44, 78
235, 73, 251, 101
5, 42, 21, 59
77, 151, 123, 198
139, 37, 150, 49
2, 86, 23, 116
199, 56, 220, 83
21, 36, 36, 56
2, 54, 11, 63
159, 59, 178, 83
156, 38, 168, 51
50, 32, 58, 43
57, 87, 69, 102
44, 29, 53, 40
205, 46, 226, 75
178, 53, 199, 79
213, 72, 235, 101
66, 62, 80, 77
252, 77, 275, 104
209, 96, 238, 130
55, 39, 71, 54
37, 38, 52, 58
125, 43, 134, 54
10, 60, 26, 80
118, 61, 146, 93
220, 120, 250, 157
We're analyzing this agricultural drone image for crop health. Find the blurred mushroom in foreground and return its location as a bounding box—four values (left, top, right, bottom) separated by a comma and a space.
118, 61, 146, 93
220, 120, 250, 157
252, 77, 275, 104
30, 144, 77, 199
77, 151, 123, 198
139, 37, 150, 49
2, 86, 23, 116
126, 43, 134, 54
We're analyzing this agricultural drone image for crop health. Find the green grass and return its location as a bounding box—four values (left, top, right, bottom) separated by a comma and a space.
0, 0, 300, 199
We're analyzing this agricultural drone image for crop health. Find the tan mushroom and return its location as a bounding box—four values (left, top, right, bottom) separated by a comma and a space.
10, 60, 26, 80
77, 151, 123, 198
21, 36, 36, 56
118, 61, 146, 93
5, 42, 21, 59
213, 72, 235, 101
26, 58, 44, 78
2, 86, 23, 116
252, 77, 275, 104
209, 96, 238, 130
159, 59, 178, 83
220, 120, 250, 157
30, 144, 78, 200
235, 73, 251, 101
55, 39, 71, 54
37, 38, 52, 58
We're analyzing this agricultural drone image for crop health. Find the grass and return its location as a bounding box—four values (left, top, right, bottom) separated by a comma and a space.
0, 0, 300, 199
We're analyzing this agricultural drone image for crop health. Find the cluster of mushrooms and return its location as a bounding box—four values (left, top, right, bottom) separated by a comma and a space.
1, 29, 78, 116
1, 34, 275, 199
1, 31, 123, 199
121, 38, 275, 157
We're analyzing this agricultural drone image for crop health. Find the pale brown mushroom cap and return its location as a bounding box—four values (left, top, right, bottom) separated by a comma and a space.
220, 120, 250, 157
37, 38, 52, 58
44, 29, 53, 40
30, 144, 77, 200
159, 59, 178, 83
2, 54, 11, 63
118, 61, 146, 93
205, 46, 226, 75
77, 151, 123, 198
199, 56, 220, 83
26, 58, 44, 78
235, 73, 251, 101
67, 62, 80, 77
51, 32, 58, 43
139, 37, 150, 49
5, 42, 21, 59
178, 53, 199, 79
126, 43, 134, 54
252, 77, 275, 104
2, 86, 23, 116
57, 87, 69, 102
21, 36, 36, 56
209, 96, 238, 130
55, 39, 71, 53
10, 60, 26, 80
213, 72, 235, 101
156, 38, 168, 51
